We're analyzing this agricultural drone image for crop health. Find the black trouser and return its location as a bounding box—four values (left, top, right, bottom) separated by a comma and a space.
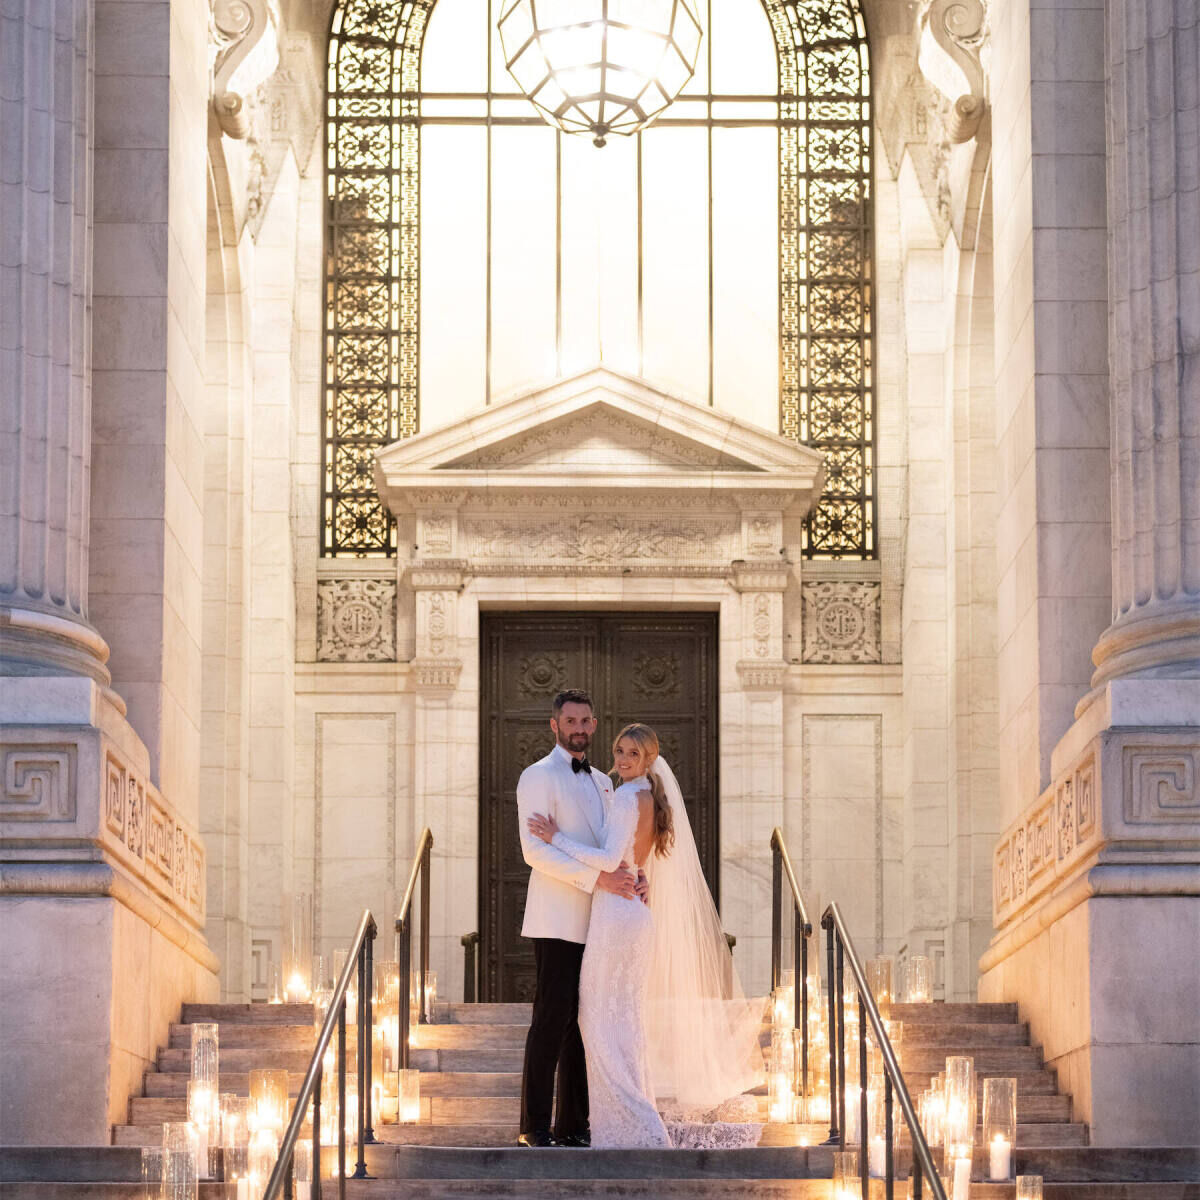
519, 937, 588, 1138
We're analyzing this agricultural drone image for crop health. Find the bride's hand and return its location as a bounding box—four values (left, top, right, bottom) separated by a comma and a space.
527, 812, 558, 843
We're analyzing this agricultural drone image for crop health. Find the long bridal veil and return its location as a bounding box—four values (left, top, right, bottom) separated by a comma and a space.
643, 758, 764, 1117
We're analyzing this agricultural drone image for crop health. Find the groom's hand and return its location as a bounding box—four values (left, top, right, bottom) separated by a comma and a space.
595, 865, 637, 899
636, 868, 649, 905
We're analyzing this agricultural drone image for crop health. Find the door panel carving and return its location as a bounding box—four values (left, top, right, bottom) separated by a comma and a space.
479, 612, 719, 1001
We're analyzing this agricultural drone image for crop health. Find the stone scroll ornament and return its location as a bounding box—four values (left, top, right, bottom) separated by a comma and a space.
915, 0, 988, 143
210, 0, 280, 138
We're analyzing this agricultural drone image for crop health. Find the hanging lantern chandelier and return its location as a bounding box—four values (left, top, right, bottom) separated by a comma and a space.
498, 0, 704, 147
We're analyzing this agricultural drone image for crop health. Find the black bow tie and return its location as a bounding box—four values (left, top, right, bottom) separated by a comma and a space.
571, 756, 591, 775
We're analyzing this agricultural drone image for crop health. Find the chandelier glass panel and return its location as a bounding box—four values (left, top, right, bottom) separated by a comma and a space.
324, 0, 874, 558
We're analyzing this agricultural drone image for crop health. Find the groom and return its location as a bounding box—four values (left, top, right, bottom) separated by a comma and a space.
516, 688, 643, 1148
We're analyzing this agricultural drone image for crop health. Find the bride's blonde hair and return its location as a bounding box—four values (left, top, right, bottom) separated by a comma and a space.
612, 723, 674, 858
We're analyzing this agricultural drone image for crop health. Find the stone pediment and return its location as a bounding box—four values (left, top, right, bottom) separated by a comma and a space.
375, 367, 825, 514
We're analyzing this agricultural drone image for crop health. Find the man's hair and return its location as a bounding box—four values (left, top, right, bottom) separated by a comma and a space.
552, 688, 593, 717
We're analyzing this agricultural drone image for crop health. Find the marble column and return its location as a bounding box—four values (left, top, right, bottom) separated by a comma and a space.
1089, 0, 1200, 691
0, 0, 110, 684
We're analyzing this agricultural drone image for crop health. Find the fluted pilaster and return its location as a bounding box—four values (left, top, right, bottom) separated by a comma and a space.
1091, 0, 1200, 690
0, 0, 108, 681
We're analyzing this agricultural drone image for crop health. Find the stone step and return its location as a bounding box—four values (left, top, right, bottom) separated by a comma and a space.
433, 1003, 533, 1025
895, 1022, 1029, 1047
158, 1047, 323, 1073
415, 1049, 525, 1073
889, 1003, 1020, 1025
899, 1046, 1043, 1074
412, 1025, 529, 1050
182, 1003, 314, 1025
142, 1069, 311, 1097
4, 1185, 1199, 1200
902, 1070, 1062, 1098
166, 1022, 314, 1049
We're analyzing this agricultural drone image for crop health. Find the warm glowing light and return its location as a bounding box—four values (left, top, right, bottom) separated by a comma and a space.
399, 1069, 421, 1124
286, 971, 311, 1003
497, 0, 703, 146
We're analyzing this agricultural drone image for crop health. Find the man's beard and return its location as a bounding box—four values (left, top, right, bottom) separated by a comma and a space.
557, 729, 591, 754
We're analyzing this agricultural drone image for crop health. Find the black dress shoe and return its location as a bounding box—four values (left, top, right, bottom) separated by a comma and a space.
517, 1131, 555, 1148
555, 1133, 591, 1148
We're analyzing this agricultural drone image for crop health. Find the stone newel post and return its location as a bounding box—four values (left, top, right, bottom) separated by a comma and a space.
1089, 0, 1200, 692
0, 0, 111, 684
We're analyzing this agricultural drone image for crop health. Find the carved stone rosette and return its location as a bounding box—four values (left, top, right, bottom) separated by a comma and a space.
801, 580, 882, 664
316, 578, 397, 662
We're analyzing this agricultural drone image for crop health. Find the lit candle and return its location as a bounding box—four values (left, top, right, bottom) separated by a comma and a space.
236, 1178, 250, 1200
286, 971, 310, 1003
989, 1132, 1012, 1180
869, 1133, 886, 1178
295, 1183, 311, 1200
952, 1156, 972, 1200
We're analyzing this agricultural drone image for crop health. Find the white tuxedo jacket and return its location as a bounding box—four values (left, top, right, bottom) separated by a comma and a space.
518, 747, 614, 944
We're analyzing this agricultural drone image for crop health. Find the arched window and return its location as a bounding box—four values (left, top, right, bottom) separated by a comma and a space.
324, 0, 873, 558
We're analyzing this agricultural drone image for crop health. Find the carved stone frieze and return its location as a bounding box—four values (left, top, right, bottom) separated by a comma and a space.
412, 658, 463, 694
460, 513, 739, 569
801, 580, 882, 664
316, 578, 397, 663
993, 728, 1200, 927
736, 660, 788, 691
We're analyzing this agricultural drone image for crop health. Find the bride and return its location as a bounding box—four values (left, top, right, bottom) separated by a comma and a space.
527, 723, 764, 1148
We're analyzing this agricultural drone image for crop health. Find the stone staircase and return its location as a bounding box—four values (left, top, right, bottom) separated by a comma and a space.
3, 999, 1198, 1198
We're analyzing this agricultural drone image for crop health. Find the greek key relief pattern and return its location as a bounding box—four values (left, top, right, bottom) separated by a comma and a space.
317, 578, 397, 662
1, 745, 76, 820
801, 581, 882, 663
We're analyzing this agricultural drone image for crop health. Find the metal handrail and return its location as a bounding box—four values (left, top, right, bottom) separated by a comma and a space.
396, 827, 433, 1068
263, 907, 378, 1200
769, 828, 813, 1105
822, 901, 947, 1200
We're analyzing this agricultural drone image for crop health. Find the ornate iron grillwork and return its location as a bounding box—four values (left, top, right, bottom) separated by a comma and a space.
767, 0, 874, 558
323, 0, 433, 556
322, 0, 873, 560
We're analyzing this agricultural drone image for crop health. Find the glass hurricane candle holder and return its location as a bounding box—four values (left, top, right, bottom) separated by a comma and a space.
374, 960, 400, 1009
186, 1080, 219, 1179
983, 1076, 1017, 1181
140, 1146, 165, 1200
832, 1149, 860, 1200
293, 1138, 313, 1200
398, 1069, 421, 1124
162, 1123, 199, 1200
267, 962, 282, 1005
906, 955, 933, 1003
333, 949, 358, 1024
943, 1056, 976, 1200
1016, 1176, 1044, 1200
283, 893, 314, 1002
423, 969, 438, 1016
189, 1023, 219, 1087
866, 955, 895, 1019
249, 1068, 290, 1141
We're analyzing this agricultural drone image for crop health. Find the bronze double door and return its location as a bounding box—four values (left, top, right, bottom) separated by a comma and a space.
478, 612, 719, 1002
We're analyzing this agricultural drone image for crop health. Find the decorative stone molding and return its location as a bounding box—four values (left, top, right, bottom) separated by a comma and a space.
992, 729, 1200, 927
412, 659, 464, 695
0, 727, 206, 928
915, 0, 988, 143
801, 581, 882, 664
730, 563, 790, 593
210, 0, 281, 139
316, 578, 397, 662
736, 660, 788, 691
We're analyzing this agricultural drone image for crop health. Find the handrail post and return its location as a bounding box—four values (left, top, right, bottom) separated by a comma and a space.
363, 921, 376, 1143
462, 932, 479, 1003
824, 913, 839, 1145
771, 840, 782, 992
312, 1059, 322, 1200
798, 918, 808, 1110
859, 992, 868, 1200
397, 915, 410, 1071
884, 1070, 895, 1200
352, 947, 369, 1179
835, 935, 846, 1150
419, 838, 431, 1024
337, 999, 347, 1200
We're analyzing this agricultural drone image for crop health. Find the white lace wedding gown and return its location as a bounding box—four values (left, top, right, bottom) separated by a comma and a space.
550, 780, 672, 1148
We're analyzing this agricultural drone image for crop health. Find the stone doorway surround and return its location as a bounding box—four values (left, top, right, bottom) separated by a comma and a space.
374, 367, 825, 988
